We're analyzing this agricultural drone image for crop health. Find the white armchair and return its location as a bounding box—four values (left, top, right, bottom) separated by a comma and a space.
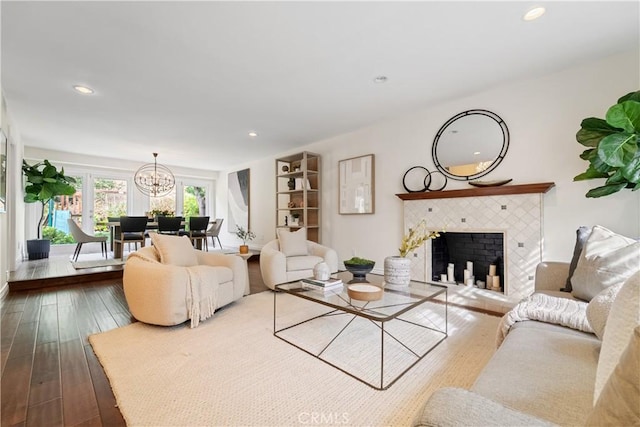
123, 234, 247, 327
260, 239, 339, 290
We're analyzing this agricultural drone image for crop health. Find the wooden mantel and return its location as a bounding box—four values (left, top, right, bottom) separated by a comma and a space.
395, 182, 555, 200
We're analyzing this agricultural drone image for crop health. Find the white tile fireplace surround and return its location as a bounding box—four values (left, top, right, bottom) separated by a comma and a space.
398, 183, 555, 313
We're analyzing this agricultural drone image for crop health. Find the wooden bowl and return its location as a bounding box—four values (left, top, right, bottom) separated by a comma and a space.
347, 284, 383, 301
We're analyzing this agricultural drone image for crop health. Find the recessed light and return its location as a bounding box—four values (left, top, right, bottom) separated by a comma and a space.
373, 76, 388, 84
73, 85, 94, 94
473, 151, 481, 155
523, 6, 545, 21
248, 132, 258, 137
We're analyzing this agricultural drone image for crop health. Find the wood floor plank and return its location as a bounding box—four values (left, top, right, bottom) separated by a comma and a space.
1, 355, 32, 427
66, 290, 101, 345
28, 341, 61, 407
83, 345, 125, 427
36, 305, 58, 345
1, 312, 23, 376
79, 290, 119, 334
19, 293, 42, 325
25, 398, 63, 427
57, 305, 80, 344
59, 340, 99, 426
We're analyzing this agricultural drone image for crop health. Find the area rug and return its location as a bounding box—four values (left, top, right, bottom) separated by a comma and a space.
89, 291, 500, 426
71, 259, 125, 269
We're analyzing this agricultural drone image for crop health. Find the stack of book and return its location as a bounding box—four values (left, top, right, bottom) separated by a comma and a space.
300, 277, 343, 293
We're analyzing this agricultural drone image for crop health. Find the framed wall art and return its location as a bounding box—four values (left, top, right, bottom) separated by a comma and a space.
228, 168, 250, 232
339, 154, 375, 214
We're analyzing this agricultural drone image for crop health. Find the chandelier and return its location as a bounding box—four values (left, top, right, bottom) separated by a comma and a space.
134, 153, 175, 197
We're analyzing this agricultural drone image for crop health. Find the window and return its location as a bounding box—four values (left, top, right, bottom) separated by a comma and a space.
183, 185, 207, 219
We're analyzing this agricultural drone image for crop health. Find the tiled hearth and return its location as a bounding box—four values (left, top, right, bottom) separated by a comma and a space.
399, 184, 554, 313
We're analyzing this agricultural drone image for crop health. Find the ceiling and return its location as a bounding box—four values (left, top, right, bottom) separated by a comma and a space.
2, 1, 638, 171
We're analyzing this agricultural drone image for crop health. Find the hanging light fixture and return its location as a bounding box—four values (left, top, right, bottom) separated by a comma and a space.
134, 153, 175, 197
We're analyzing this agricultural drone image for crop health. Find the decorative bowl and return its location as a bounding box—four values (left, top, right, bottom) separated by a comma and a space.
347, 283, 383, 301
343, 261, 375, 278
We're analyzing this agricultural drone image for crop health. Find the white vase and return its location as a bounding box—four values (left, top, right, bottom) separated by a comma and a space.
384, 256, 411, 286
313, 261, 330, 281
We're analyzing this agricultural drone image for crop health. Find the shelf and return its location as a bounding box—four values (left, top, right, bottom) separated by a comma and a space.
275, 151, 322, 243
277, 189, 319, 194
395, 182, 555, 201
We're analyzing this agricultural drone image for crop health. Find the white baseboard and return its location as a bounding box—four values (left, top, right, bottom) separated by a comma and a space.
0, 282, 9, 301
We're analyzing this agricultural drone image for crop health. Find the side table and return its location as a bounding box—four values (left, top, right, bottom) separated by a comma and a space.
235, 252, 253, 295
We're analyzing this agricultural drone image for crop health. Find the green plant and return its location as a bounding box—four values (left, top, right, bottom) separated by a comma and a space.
399, 220, 441, 257
22, 159, 77, 239
42, 226, 75, 244
574, 90, 640, 197
235, 225, 255, 245
344, 257, 375, 265
150, 209, 174, 217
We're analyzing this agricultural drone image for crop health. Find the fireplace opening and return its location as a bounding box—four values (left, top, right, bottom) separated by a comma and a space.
431, 232, 504, 291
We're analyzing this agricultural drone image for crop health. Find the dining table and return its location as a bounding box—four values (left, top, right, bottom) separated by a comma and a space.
105, 219, 213, 257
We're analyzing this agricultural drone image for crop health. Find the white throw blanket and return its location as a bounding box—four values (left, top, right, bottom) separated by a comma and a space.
497, 293, 594, 347
185, 265, 218, 328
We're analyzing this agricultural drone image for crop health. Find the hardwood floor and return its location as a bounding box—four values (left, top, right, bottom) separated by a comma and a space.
1, 257, 268, 427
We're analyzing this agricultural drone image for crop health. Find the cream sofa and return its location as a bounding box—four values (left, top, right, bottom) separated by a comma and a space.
123, 238, 247, 327
414, 261, 640, 426
260, 238, 339, 290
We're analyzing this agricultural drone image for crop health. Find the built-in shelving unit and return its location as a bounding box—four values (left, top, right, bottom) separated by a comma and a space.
275, 152, 321, 242
395, 182, 555, 200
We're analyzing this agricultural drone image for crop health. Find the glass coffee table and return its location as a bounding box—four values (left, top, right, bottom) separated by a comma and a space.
274, 271, 447, 390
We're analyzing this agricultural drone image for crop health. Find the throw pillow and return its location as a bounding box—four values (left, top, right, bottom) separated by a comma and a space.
562, 226, 591, 292
586, 326, 640, 426
150, 233, 198, 267
277, 227, 308, 256
570, 225, 639, 301
586, 282, 624, 340
593, 270, 640, 403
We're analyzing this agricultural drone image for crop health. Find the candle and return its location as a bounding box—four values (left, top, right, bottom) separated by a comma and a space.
487, 275, 492, 287
466, 278, 474, 287
477, 280, 486, 289
447, 265, 455, 283
492, 275, 500, 288
466, 261, 473, 275
463, 269, 470, 281
489, 264, 497, 276
440, 274, 447, 282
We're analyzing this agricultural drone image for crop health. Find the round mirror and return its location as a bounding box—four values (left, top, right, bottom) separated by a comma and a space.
432, 110, 509, 181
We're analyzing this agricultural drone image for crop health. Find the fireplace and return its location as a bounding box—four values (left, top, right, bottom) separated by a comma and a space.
431, 232, 505, 291
400, 188, 553, 298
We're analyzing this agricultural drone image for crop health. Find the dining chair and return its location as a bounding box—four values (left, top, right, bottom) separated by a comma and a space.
67, 218, 108, 262
113, 216, 149, 259
180, 216, 210, 250
206, 218, 224, 249
157, 216, 183, 235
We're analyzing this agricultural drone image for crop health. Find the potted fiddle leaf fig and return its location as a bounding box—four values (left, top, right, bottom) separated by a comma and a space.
574, 90, 640, 197
22, 159, 77, 259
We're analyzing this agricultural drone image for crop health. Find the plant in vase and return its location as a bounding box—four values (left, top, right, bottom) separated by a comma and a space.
385, 220, 441, 286
235, 225, 255, 254
22, 159, 77, 260
290, 212, 300, 226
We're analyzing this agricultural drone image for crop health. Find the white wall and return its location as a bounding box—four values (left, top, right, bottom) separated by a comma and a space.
218, 51, 640, 265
